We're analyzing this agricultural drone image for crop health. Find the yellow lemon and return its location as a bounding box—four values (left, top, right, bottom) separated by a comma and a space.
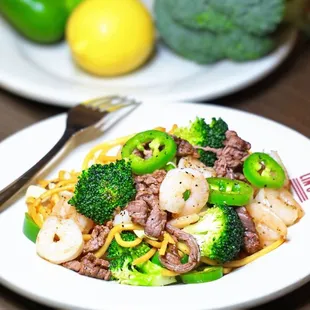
66, 0, 155, 76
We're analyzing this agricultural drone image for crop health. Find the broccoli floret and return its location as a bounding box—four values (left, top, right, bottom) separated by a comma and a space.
173, 117, 209, 147
183, 205, 244, 263
154, 0, 225, 64
69, 160, 136, 224
170, 0, 285, 36
110, 258, 177, 286
108, 232, 176, 286
206, 117, 228, 148
197, 149, 217, 167
173, 117, 228, 149
209, 0, 285, 36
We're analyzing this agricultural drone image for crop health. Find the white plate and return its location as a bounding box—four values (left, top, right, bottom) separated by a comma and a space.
0, 0, 297, 108
0, 102, 310, 310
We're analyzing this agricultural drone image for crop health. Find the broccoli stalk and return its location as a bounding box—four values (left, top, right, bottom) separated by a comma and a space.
69, 160, 136, 224
108, 232, 176, 286
183, 205, 244, 263
173, 117, 228, 167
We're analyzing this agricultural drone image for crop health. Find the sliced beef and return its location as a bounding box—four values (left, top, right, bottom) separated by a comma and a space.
63, 253, 111, 280
214, 130, 251, 178
83, 225, 110, 254
159, 223, 200, 273
144, 206, 167, 239
128, 170, 168, 238
126, 200, 148, 226
236, 207, 261, 254
172, 136, 199, 158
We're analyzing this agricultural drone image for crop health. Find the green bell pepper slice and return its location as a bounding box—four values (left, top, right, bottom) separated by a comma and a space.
121, 130, 177, 175
243, 152, 285, 189
180, 266, 223, 284
23, 213, 40, 243
207, 177, 254, 206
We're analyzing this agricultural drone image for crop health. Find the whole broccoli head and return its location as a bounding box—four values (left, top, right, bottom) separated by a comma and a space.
108, 232, 176, 286
183, 205, 244, 263
155, 0, 283, 64
69, 160, 136, 224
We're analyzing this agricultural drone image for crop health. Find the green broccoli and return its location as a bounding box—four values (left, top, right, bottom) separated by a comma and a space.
196, 149, 217, 167
107, 231, 150, 260
108, 231, 176, 286
206, 117, 228, 148
69, 160, 136, 224
155, 0, 284, 64
173, 117, 209, 147
183, 205, 244, 263
170, 0, 285, 36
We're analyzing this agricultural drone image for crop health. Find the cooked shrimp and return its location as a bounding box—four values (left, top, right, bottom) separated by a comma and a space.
255, 188, 304, 226
159, 168, 209, 216
269, 151, 290, 190
178, 156, 216, 178
51, 192, 94, 234
36, 216, 84, 264
246, 202, 287, 247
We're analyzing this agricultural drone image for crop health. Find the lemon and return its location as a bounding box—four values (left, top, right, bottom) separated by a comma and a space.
66, 0, 155, 76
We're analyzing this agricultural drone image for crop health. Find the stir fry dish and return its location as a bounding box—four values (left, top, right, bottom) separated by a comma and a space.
24, 117, 304, 286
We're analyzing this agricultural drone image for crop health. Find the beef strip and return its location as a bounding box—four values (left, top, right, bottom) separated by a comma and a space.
172, 136, 200, 158
127, 170, 168, 238
63, 253, 111, 280
159, 223, 200, 273
236, 207, 261, 254
214, 130, 251, 178
83, 224, 110, 254
126, 200, 148, 226
144, 206, 167, 239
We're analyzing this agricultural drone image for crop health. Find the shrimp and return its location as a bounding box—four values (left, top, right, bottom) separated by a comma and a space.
159, 168, 209, 216
178, 156, 216, 179
269, 151, 290, 190
51, 191, 94, 234
36, 216, 84, 264
255, 188, 304, 226
246, 202, 287, 247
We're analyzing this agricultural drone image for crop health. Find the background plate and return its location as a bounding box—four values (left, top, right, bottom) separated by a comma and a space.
0, 0, 298, 107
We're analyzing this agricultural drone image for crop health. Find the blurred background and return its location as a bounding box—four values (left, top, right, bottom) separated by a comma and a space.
1, 1, 310, 309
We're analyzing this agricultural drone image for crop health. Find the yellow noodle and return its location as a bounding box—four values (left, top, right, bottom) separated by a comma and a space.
95, 224, 142, 258
132, 248, 157, 266
145, 238, 162, 248
83, 234, 92, 241
115, 232, 142, 248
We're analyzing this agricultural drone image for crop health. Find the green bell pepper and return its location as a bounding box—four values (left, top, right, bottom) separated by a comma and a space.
207, 177, 254, 206
121, 130, 177, 175
23, 212, 40, 243
243, 152, 285, 189
0, 0, 68, 44
180, 266, 223, 284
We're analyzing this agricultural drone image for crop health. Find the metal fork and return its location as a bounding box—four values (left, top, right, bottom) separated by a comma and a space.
0, 95, 140, 208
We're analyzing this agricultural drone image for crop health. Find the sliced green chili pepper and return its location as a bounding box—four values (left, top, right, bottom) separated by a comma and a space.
23, 212, 40, 243
243, 152, 285, 189
180, 267, 223, 284
207, 177, 253, 206
121, 130, 177, 175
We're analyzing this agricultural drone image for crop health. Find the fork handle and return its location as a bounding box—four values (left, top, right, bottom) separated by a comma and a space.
0, 128, 76, 208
